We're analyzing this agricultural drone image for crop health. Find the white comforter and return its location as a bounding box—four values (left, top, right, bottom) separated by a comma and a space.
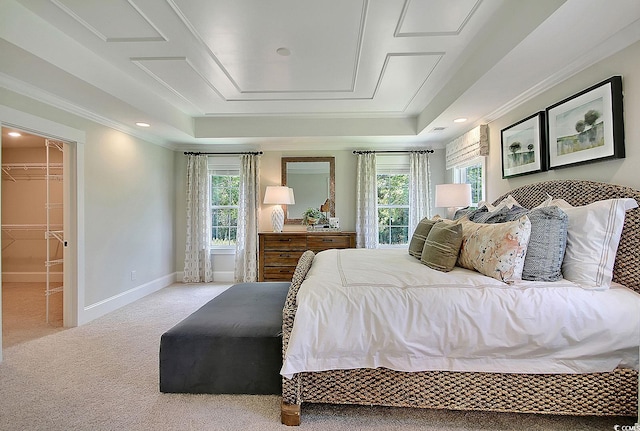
281, 249, 640, 379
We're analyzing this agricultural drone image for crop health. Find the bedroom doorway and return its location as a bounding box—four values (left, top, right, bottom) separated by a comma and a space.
1, 127, 70, 347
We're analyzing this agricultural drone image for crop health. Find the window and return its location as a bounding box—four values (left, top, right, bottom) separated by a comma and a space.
454, 157, 485, 207
210, 172, 239, 246
209, 157, 241, 248
376, 154, 411, 246
377, 173, 410, 246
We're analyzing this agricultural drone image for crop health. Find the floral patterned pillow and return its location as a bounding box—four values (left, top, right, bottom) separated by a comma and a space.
457, 216, 531, 283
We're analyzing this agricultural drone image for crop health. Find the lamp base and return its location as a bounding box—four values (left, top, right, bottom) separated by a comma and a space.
271, 205, 284, 232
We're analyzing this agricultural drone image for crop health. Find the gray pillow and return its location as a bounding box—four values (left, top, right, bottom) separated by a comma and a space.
420, 222, 463, 272
504, 206, 568, 281
408, 218, 440, 259
470, 205, 511, 223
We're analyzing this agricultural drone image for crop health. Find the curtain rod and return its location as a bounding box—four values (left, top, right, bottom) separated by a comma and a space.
183, 151, 263, 156
352, 149, 434, 154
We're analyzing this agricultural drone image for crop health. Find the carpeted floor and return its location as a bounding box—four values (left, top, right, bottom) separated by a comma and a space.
0, 282, 636, 431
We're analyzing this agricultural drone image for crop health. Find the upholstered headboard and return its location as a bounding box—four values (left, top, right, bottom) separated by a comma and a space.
493, 180, 640, 292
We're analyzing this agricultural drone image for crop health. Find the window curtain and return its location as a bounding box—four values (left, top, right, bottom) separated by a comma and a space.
183, 154, 213, 283
234, 154, 260, 282
356, 153, 378, 248
409, 152, 432, 234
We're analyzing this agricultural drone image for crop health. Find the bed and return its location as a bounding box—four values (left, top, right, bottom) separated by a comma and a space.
280, 179, 640, 425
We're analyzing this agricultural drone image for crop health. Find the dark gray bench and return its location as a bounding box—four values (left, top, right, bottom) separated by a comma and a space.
159, 282, 290, 394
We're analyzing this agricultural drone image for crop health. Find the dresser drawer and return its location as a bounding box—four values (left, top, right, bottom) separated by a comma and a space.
263, 251, 304, 267
263, 266, 296, 281
307, 235, 352, 250
262, 235, 307, 250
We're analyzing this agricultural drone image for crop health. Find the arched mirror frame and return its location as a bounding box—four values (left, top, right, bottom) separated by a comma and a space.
281, 156, 335, 225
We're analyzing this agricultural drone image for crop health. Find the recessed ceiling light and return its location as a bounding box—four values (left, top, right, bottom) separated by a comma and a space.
8, 132, 22, 137
453, 118, 468, 123
136, 122, 150, 127
276, 47, 291, 56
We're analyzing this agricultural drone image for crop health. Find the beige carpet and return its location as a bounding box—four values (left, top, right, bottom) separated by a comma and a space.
0, 282, 636, 431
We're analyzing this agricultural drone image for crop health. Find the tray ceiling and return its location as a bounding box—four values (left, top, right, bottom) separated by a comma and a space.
0, 0, 639, 150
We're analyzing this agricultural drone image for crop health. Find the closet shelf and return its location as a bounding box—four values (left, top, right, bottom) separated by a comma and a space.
2, 163, 63, 182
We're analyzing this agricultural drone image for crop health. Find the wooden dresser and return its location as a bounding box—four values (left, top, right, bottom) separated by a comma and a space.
258, 231, 356, 281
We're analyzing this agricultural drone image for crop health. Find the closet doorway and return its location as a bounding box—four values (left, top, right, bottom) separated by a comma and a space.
1, 127, 66, 347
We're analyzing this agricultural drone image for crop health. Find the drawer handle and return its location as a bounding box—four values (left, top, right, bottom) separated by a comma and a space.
278, 238, 292, 242
279, 269, 291, 273
280, 253, 291, 258
322, 239, 334, 242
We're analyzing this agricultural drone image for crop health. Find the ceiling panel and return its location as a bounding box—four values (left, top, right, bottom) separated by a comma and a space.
169, 0, 365, 93
51, 0, 165, 42
396, 0, 481, 36
131, 57, 224, 113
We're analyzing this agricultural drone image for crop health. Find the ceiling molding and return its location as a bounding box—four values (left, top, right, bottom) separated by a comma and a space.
0, 71, 178, 150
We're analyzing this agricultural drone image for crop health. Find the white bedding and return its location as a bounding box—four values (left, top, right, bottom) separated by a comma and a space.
281, 248, 640, 379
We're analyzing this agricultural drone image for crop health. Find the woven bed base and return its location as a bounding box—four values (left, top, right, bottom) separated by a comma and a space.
289, 368, 637, 416
282, 180, 640, 424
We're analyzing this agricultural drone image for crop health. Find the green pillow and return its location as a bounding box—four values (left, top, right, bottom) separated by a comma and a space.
408, 218, 441, 259
420, 222, 463, 272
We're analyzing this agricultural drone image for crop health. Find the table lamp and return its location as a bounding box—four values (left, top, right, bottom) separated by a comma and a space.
264, 186, 295, 232
435, 183, 472, 219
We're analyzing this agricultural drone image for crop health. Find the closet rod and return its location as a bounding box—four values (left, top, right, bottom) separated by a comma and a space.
352, 150, 434, 154
183, 151, 263, 156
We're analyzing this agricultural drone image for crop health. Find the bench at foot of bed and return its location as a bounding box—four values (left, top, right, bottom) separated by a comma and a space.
159, 282, 290, 395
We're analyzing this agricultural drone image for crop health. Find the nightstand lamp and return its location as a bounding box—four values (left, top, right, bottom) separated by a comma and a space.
435, 183, 472, 219
264, 186, 295, 232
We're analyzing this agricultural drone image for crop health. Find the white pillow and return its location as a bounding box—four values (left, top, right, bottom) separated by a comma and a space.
554, 198, 637, 289
479, 194, 520, 212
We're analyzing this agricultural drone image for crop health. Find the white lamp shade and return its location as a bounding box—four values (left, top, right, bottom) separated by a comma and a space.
435, 183, 472, 208
264, 186, 295, 205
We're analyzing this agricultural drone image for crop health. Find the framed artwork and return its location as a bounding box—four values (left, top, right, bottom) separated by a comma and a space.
546, 76, 625, 169
500, 112, 546, 178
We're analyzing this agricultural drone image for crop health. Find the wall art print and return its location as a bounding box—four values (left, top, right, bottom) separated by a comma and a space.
546, 76, 624, 169
500, 111, 546, 178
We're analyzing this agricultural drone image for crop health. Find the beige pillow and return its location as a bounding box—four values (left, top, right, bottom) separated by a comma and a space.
420, 221, 463, 272
408, 218, 441, 259
457, 216, 531, 283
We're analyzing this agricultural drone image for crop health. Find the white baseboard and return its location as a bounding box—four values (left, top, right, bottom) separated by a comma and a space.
213, 271, 235, 282
79, 273, 177, 325
2, 272, 64, 283
175, 271, 235, 283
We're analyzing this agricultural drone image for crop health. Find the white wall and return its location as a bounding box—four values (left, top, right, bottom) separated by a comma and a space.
485, 39, 640, 201
0, 87, 177, 324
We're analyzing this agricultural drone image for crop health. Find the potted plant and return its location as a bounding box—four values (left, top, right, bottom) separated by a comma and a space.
302, 207, 323, 226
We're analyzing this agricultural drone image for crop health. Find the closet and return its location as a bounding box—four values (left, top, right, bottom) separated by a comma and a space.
1, 127, 64, 345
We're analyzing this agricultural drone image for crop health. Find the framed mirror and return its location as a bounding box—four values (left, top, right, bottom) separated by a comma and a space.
282, 156, 335, 224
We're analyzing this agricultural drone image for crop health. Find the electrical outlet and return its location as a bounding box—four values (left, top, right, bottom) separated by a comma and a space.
131, 270, 137, 281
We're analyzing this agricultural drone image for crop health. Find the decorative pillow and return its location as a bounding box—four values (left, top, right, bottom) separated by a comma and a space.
470, 205, 512, 224
552, 198, 638, 289
481, 194, 520, 212
408, 217, 441, 259
420, 221, 463, 272
453, 206, 474, 220
457, 216, 531, 283
504, 206, 568, 281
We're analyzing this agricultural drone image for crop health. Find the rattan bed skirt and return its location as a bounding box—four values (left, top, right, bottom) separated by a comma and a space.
281, 180, 640, 423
